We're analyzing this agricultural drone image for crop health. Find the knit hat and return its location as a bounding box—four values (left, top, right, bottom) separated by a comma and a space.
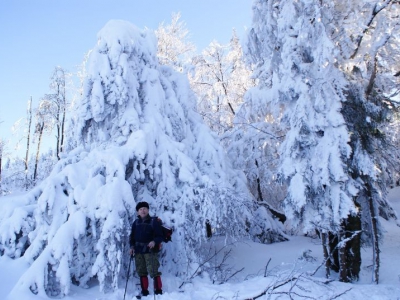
136, 201, 149, 211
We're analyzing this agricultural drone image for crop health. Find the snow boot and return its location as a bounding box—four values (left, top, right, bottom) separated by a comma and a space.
154, 276, 163, 295
140, 276, 149, 296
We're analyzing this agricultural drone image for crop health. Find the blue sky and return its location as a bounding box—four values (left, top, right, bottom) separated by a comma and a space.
0, 0, 252, 159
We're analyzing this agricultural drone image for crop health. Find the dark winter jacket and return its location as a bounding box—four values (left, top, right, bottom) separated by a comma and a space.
129, 215, 164, 254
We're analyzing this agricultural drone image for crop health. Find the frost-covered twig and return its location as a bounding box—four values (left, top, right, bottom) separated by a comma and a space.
244, 258, 352, 300
244, 273, 352, 300
263, 258, 271, 277
330, 288, 353, 299
179, 242, 243, 288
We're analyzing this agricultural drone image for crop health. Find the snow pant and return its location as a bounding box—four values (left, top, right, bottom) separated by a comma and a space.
135, 252, 163, 294
134, 252, 161, 278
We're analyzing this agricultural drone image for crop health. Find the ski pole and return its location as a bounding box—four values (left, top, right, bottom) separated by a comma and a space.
124, 254, 134, 300
150, 249, 156, 300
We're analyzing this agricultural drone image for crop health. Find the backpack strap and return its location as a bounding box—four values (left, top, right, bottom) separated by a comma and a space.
150, 216, 162, 226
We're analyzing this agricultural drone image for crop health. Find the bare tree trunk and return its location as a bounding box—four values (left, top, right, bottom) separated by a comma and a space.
366, 57, 378, 97
205, 220, 212, 238
25, 97, 33, 190
367, 184, 380, 284
327, 232, 339, 272
321, 232, 331, 278
338, 228, 349, 282
25, 97, 33, 171
33, 123, 44, 181
255, 159, 286, 223
55, 102, 61, 159
344, 212, 362, 281
60, 98, 66, 155
53, 68, 67, 159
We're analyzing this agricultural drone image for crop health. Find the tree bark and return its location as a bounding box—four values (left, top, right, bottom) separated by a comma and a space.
55, 99, 61, 159
321, 232, 331, 278
205, 220, 212, 238
338, 228, 349, 282
327, 217, 362, 282
366, 57, 377, 97
60, 100, 66, 155
366, 183, 380, 284
25, 97, 33, 190
344, 212, 362, 281
328, 232, 340, 272
33, 123, 44, 181
25, 97, 33, 171
255, 159, 286, 223
52, 67, 67, 160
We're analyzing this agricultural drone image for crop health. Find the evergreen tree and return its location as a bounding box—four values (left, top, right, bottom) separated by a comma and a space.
0, 20, 259, 297
385, 109, 400, 188
335, 0, 400, 283
243, 0, 399, 282
247, 0, 357, 229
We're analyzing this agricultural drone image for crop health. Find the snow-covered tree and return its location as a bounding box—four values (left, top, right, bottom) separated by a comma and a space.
243, 0, 399, 282
73, 51, 91, 108
0, 20, 272, 297
24, 98, 33, 173
0, 151, 57, 195
8, 98, 35, 190
222, 32, 286, 214
32, 100, 53, 181
245, 0, 359, 243
190, 31, 255, 134
335, 0, 400, 283
155, 12, 196, 72
44, 66, 70, 158
385, 109, 400, 188
227, 88, 287, 222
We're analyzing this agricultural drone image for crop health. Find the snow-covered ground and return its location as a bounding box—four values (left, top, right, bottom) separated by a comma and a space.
1, 187, 400, 300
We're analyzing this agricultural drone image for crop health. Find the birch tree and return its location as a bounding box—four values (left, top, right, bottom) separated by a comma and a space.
45, 66, 70, 159
24, 97, 33, 172
8, 98, 34, 189
32, 100, 53, 181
